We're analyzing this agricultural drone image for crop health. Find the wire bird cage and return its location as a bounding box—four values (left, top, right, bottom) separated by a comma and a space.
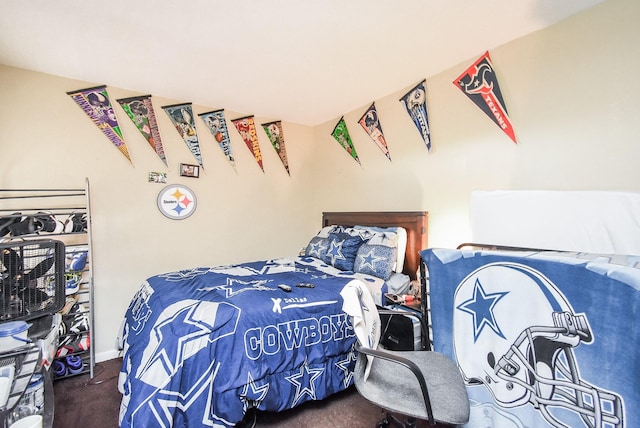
0, 239, 65, 324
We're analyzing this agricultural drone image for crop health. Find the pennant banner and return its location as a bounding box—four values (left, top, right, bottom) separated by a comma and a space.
67, 85, 132, 163
199, 109, 236, 172
117, 95, 167, 166
358, 102, 391, 161
162, 103, 204, 169
399, 80, 431, 151
331, 117, 360, 165
454, 51, 517, 143
261, 121, 290, 176
231, 116, 264, 173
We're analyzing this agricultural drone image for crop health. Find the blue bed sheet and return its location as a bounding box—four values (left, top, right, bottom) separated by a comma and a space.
118, 256, 382, 427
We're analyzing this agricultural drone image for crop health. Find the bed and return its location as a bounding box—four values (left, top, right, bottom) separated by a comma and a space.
117, 211, 427, 428
419, 191, 640, 428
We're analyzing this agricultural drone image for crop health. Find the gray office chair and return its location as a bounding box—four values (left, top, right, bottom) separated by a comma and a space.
352, 310, 470, 427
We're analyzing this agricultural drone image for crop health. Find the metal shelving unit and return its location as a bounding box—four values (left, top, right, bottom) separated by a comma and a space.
0, 179, 95, 386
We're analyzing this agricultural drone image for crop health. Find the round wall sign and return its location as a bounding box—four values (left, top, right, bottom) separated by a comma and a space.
157, 185, 197, 220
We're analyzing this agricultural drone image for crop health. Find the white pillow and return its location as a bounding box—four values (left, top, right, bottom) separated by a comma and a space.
394, 227, 407, 273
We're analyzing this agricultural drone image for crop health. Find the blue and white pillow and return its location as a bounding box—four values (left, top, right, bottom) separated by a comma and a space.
305, 225, 402, 277
305, 236, 329, 259
354, 231, 399, 280
354, 225, 406, 273
304, 226, 337, 260
323, 229, 368, 271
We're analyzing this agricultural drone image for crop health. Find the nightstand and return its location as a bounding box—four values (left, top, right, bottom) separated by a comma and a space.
379, 294, 426, 351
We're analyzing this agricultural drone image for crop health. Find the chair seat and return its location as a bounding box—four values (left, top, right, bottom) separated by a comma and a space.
353, 349, 469, 426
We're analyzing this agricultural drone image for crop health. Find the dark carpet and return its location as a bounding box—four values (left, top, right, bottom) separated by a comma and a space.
52, 358, 444, 427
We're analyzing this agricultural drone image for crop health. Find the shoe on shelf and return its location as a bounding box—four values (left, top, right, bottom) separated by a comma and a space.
34, 211, 64, 233
65, 355, 85, 375
56, 333, 90, 358
77, 333, 90, 352
65, 272, 82, 295
64, 303, 89, 334
52, 359, 68, 377
7, 216, 36, 236
52, 355, 86, 376
67, 251, 88, 271
64, 213, 87, 233
59, 296, 79, 316
0, 212, 21, 237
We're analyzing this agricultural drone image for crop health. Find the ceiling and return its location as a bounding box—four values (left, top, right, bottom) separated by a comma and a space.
0, 0, 606, 126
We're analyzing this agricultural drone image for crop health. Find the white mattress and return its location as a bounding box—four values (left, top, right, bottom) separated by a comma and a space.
470, 190, 640, 256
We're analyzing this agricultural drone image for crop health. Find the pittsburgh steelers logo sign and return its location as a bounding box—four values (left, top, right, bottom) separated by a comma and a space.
157, 185, 197, 220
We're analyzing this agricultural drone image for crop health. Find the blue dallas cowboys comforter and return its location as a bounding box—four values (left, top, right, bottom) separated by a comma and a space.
118, 256, 383, 428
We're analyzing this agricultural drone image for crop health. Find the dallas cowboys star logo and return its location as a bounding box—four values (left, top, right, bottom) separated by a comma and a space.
307, 240, 328, 258
159, 267, 212, 282
241, 372, 270, 411
143, 359, 221, 427
357, 249, 385, 270
335, 350, 357, 388
295, 266, 313, 275
296, 266, 331, 281
285, 361, 325, 406
456, 278, 508, 342
326, 239, 346, 265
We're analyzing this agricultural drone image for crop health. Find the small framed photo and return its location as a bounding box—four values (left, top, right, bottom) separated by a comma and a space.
148, 171, 168, 184
180, 163, 200, 178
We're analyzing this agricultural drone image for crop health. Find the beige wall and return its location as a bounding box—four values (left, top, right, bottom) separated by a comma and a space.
0, 67, 319, 360
313, 0, 640, 248
1, 0, 638, 361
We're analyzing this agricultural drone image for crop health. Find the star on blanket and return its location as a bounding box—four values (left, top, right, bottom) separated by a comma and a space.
335, 350, 357, 388
285, 361, 325, 407
241, 372, 270, 411
456, 278, 508, 342
141, 355, 221, 427
295, 267, 329, 280
295, 266, 314, 275
199, 277, 272, 298
138, 301, 240, 386
159, 267, 212, 282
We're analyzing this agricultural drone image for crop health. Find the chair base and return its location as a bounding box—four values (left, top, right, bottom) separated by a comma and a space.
376, 412, 418, 428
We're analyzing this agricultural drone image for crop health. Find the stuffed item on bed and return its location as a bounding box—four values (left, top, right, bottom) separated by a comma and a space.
117, 256, 385, 428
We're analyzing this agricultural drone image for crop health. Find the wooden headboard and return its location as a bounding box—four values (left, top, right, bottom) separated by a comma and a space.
322, 211, 428, 281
